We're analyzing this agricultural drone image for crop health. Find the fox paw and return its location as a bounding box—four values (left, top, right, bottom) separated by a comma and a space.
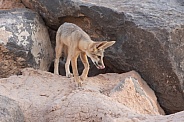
80, 75, 87, 81
76, 81, 83, 87
66, 73, 73, 78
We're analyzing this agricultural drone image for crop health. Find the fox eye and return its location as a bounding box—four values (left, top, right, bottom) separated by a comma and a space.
97, 56, 101, 59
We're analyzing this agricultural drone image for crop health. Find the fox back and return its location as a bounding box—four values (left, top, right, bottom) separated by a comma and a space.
56, 23, 91, 46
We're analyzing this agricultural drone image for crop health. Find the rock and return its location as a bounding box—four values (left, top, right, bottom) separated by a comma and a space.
0, 68, 183, 121
0, 0, 25, 9
113, 111, 184, 122
21, 0, 184, 114
0, 95, 24, 122
110, 71, 165, 115
21, 0, 81, 29
0, 9, 54, 78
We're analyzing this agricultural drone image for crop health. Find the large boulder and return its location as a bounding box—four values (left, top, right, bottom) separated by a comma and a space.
0, 95, 24, 122
0, 68, 167, 121
0, 9, 54, 78
21, 0, 184, 114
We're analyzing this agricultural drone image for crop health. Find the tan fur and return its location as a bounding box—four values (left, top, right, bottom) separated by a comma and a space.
54, 22, 115, 87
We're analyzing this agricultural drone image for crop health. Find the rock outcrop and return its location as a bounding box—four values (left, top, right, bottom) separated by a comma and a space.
0, 8, 54, 78
0, 68, 165, 121
0, 95, 24, 122
110, 72, 165, 115
21, 0, 184, 114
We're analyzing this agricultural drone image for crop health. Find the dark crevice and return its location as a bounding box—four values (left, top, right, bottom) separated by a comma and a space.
48, 58, 116, 77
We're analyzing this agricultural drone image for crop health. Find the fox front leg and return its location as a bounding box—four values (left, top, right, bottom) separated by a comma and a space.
80, 52, 89, 81
71, 56, 82, 87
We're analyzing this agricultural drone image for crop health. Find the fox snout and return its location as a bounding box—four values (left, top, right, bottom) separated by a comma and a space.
97, 65, 105, 69
94, 61, 105, 69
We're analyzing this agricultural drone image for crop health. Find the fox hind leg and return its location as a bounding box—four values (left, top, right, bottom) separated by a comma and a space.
65, 49, 73, 78
54, 42, 63, 75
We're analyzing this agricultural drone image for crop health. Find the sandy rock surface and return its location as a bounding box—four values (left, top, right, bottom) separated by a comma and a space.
1, 68, 182, 122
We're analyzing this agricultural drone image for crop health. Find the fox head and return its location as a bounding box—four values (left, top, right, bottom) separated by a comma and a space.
86, 41, 115, 69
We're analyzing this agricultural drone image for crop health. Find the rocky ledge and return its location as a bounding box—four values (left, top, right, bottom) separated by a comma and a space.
0, 68, 173, 121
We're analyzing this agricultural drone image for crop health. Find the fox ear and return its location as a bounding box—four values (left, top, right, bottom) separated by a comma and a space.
90, 41, 115, 51
90, 41, 107, 51
97, 41, 115, 49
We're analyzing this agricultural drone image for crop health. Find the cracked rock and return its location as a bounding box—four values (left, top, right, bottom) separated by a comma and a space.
0, 8, 54, 78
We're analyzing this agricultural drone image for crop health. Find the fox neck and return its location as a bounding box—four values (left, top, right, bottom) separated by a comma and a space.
78, 39, 94, 52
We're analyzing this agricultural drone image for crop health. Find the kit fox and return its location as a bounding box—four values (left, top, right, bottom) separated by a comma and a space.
54, 22, 115, 86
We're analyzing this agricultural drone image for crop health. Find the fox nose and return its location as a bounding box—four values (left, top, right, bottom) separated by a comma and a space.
100, 65, 105, 69
96, 61, 105, 69
94, 61, 105, 69
97, 65, 105, 69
